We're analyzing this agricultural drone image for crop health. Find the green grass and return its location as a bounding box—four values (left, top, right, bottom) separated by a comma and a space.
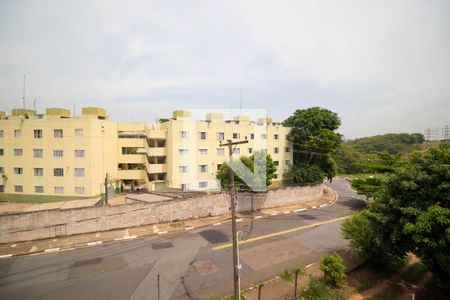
302, 279, 348, 300
402, 263, 428, 283
0, 193, 92, 203
369, 284, 397, 300
170, 222, 184, 228
279, 266, 305, 283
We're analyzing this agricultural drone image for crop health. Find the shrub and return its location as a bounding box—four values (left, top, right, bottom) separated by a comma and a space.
320, 253, 346, 287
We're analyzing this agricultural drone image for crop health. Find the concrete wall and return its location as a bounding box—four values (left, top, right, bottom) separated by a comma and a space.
0, 184, 322, 243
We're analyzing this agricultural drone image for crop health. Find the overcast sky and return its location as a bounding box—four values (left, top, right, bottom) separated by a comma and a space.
0, 0, 449, 139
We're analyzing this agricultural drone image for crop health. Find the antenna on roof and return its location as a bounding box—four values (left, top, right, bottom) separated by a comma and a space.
33, 98, 37, 111
22, 74, 26, 109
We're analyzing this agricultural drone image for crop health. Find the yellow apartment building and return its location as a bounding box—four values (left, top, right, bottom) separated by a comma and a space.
0, 107, 293, 200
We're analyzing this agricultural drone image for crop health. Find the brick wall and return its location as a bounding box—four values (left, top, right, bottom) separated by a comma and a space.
0, 184, 323, 243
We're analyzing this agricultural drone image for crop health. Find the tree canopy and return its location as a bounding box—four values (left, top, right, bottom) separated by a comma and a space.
283, 107, 342, 181
216, 151, 277, 191
345, 133, 424, 155
342, 144, 450, 289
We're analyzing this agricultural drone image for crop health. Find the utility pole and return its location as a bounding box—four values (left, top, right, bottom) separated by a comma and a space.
22, 74, 26, 109
219, 139, 248, 300
104, 173, 109, 206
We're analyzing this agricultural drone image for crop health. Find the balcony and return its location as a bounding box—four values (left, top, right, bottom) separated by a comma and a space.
119, 155, 145, 164
146, 164, 167, 173
147, 147, 166, 156
117, 170, 147, 180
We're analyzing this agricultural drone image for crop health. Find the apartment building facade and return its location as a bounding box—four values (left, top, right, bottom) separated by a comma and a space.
0, 107, 293, 199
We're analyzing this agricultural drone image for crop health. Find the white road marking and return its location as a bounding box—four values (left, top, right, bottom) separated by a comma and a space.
254, 215, 262, 219
11, 244, 17, 248
114, 235, 138, 241
293, 208, 307, 212
236, 219, 243, 222
44, 248, 61, 253
312, 206, 318, 209
213, 222, 222, 226
283, 211, 290, 214
0, 254, 13, 259
270, 212, 279, 216
320, 204, 327, 208
185, 226, 195, 230
87, 241, 103, 246
157, 231, 168, 235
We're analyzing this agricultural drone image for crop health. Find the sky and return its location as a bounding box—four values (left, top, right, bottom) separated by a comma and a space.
0, 0, 449, 139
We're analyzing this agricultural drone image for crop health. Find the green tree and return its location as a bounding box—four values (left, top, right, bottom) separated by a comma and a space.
283, 107, 342, 181
216, 152, 277, 191
320, 252, 346, 287
283, 164, 325, 185
342, 144, 450, 289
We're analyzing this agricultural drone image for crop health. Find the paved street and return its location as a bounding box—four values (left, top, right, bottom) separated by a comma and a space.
0, 178, 365, 300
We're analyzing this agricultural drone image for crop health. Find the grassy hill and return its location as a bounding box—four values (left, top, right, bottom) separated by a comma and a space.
345, 133, 424, 155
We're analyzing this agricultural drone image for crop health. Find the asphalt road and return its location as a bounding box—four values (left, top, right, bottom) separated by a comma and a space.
0, 178, 365, 300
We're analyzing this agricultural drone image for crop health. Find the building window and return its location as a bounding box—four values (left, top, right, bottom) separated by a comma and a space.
0, 130, 3, 138
14, 185, 23, 193
14, 149, 23, 156
199, 181, 208, 188
248, 148, 253, 154
54, 129, 63, 138
216, 132, 225, 141
179, 166, 189, 173
199, 132, 207, 140
34, 168, 43, 176
217, 148, 225, 156
274, 134, 279, 140
181, 183, 189, 190
75, 128, 83, 137
33, 149, 43, 158
199, 149, 208, 155
285, 160, 291, 166
74, 168, 85, 177
54, 186, 64, 194
179, 131, 188, 139
273, 174, 278, 179
250, 133, 254, 139
35, 186, 44, 193
14, 167, 23, 175
274, 147, 279, 154
179, 149, 189, 156
75, 187, 85, 195
0, 167, 4, 174
199, 165, 208, 173
75, 150, 85, 157
0, 185, 4, 193
54, 168, 64, 177
53, 150, 63, 158
261, 134, 267, 140
34, 129, 43, 138
14, 130, 21, 137
274, 161, 279, 166
232, 148, 240, 155
285, 147, 291, 153
0, 149, 3, 156
233, 133, 240, 139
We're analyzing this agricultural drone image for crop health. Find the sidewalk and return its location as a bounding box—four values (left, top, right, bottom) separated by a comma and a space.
0, 187, 336, 258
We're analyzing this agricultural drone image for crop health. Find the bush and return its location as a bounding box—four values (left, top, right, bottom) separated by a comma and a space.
283, 164, 325, 185
303, 279, 347, 300
320, 253, 346, 287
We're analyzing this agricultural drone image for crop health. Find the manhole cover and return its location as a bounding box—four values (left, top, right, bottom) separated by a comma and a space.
192, 260, 219, 276
199, 230, 229, 244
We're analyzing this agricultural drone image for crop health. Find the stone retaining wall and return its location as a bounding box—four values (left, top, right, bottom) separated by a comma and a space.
0, 184, 323, 243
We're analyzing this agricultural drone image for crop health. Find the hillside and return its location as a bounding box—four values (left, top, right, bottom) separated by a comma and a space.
345, 133, 424, 154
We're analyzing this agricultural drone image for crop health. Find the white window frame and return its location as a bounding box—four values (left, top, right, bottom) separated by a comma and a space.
54, 186, 64, 194
14, 167, 23, 175
34, 168, 43, 177
179, 131, 188, 139
34, 129, 43, 138
217, 148, 225, 156
35, 186, 44, 193
54, 129, 63, 138
0, 167, 4, 174
74, 168, 85, 177
199, 181, 208, 188
274, 147, 279, 154
216, 132, 225, 141
233, 133, 240, 139
53, 150, 63, 158
179, 166, 189, 173
179, 149, 189, 156
14, 185, 23, 192
261, 134, 267, 140
75, 186, 85, 195
199, 149, 208, 155
14, 148, 23, 156
14, 130, 21, 137
54, 168, 64, 177
199, 132, 208, 140
75, 150, 85, 158
0, 130, 3, 138
33, 149, 43, 158
274, 134, 279, 140
199, 165, 208, 173
75, 128, 83, 137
